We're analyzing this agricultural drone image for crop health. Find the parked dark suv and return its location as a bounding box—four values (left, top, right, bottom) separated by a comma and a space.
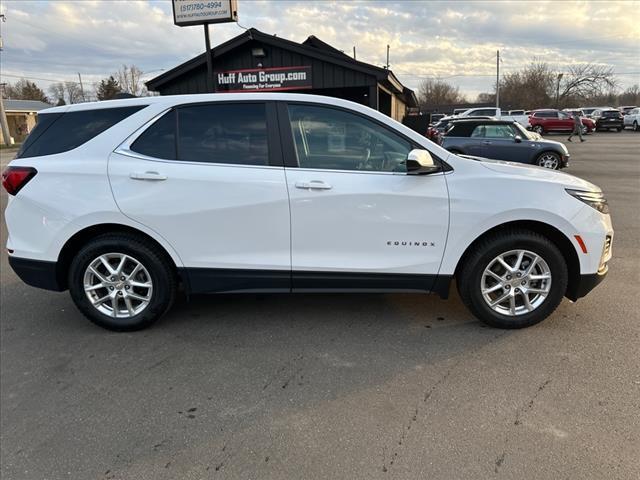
441, 119, 570, 169
591, 109, 624, 131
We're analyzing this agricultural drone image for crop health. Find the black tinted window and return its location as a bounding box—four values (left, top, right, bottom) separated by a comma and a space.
602, 111, 621, 118
17, 106, 145, 159
177, 103, 268, 165
131, 110, 176, 160
447, 123, 474, 137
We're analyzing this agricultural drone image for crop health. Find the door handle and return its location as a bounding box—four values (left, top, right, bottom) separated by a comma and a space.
129, 171, 167, 181
482, 140, 492, 145
295, 180, 332, 190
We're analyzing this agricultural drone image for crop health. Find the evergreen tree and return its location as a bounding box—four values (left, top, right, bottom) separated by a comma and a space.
96, 76, 122, 101
4, 79, 49, 103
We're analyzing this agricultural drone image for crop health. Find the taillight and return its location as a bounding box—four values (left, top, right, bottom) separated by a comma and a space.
1, 166, 37, 195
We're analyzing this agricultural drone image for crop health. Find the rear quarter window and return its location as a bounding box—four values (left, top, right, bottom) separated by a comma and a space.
17, 106, 146, 159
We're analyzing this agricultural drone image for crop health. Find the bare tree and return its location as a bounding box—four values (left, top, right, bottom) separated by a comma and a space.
417, 78, 467, 109
116, 64, 147, 97
618, 84, 640, 106
499, 62, 554, 110
48, 82, 83, 104
558, 64, 619, 105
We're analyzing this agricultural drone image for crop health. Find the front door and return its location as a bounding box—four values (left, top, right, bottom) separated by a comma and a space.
109, 102, 291, 293
471, 123, 524, 161
279, 103, 449, 290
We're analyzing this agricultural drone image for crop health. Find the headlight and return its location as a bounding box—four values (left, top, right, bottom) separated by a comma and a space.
566, 189, 609, 214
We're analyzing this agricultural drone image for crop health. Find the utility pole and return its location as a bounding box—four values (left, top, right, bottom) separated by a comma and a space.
386, 45, 390, 69
555, 73, 564, 109
204, 24, 214, 92
77, 72, 86, 102
353, 46, 356, 60
0, 14, 12, 146
496, 50, 500, 109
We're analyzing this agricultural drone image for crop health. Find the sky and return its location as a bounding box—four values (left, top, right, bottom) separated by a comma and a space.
1, 0, 639, 100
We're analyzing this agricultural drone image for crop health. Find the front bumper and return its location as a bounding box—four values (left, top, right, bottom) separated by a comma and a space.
566, 269, 608, 301
8, 256, 65, 291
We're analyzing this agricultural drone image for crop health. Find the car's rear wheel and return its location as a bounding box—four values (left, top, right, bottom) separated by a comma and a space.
580, 125, 588, 135
68, 233, 176, 331
536, 152, 560, 169
457, 229, 568, 329
616, 127, 623, 132
634, 121, 639, 132
532, 125, 544, 135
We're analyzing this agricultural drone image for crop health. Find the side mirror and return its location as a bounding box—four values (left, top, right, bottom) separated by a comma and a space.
514, 135, 523, 143
406, 149, 438, 175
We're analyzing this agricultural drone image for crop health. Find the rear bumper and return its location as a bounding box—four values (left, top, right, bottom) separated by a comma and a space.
565, 269, 607, 301
8, 256, 65, 292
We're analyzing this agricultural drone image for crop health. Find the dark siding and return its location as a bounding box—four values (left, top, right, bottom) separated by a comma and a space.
155, 41, 378, 95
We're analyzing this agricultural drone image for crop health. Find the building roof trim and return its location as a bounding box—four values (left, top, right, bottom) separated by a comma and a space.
147, 28, 407, 93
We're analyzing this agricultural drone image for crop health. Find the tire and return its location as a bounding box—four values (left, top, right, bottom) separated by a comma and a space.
616, 127, 622, 132
536, 151, 561, 169
580, 125, 587, 135
634, 121, 639, 132
68, 233, 176, 331
532, 125, 544, 135
457, 229, 568, 329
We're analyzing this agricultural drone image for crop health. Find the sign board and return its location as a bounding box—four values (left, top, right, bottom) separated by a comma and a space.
172, 0, 238, 27
215, 66, 313, 93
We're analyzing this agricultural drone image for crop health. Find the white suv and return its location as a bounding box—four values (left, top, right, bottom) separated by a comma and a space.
2, 93, 613, 331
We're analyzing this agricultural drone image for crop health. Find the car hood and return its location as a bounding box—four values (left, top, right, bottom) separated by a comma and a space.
461, 155, 601, 191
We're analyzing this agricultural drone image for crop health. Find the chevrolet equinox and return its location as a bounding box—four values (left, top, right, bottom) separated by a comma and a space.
2, 94, 613, 331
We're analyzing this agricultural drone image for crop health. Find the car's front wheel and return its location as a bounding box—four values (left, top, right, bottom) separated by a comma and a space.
536, 151, 561, 169
68, 233, 176, 331
532, 125, 544, 135
457, 229, 568, 329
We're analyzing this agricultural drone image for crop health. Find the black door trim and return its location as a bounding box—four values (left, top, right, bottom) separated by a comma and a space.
179, 267, 451, 298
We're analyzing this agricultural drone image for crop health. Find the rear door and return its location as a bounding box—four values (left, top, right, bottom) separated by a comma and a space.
109, 101, 291, 293
279, 102, 449, 290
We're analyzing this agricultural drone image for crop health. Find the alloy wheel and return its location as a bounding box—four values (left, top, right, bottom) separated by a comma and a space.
538, 153, 559, 169
83, 253, 153, 318
480, 249, 552, 316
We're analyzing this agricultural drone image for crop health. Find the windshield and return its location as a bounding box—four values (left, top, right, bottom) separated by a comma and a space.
602, 111, 621, 118
513, 122, 536, 140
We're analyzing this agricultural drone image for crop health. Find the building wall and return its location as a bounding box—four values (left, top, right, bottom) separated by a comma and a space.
0, 112, 37, 144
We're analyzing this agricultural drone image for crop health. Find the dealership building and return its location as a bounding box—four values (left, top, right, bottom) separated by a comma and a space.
146, 28, 417, 121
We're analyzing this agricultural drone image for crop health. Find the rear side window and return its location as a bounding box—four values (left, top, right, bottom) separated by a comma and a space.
446, 123, 474, 137
177, 103, 268, 165
18, 105, 146, 158
17, 106, 145, 159
535, 111, 557, 118
131, 110, 177, 160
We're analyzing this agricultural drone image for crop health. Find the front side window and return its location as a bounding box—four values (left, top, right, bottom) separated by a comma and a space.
471, 124, 518, 138
559, 112, 570, 119
287, 104, 412, 172
177, 103, 268, 165
17, 106, 145, 159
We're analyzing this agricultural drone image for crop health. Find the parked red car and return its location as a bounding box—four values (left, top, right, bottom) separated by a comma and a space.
528, 109, 595, 135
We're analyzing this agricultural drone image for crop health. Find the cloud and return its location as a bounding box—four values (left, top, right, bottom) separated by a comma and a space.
0, 0, 638, 99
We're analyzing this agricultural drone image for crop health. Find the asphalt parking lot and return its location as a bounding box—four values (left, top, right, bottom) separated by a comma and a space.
1, 131, 639, 480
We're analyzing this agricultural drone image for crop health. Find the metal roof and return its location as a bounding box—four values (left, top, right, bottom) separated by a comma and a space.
3, 99, 52, 112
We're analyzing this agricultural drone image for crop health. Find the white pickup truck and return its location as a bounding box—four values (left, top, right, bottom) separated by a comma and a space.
457, 107, 530, 128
